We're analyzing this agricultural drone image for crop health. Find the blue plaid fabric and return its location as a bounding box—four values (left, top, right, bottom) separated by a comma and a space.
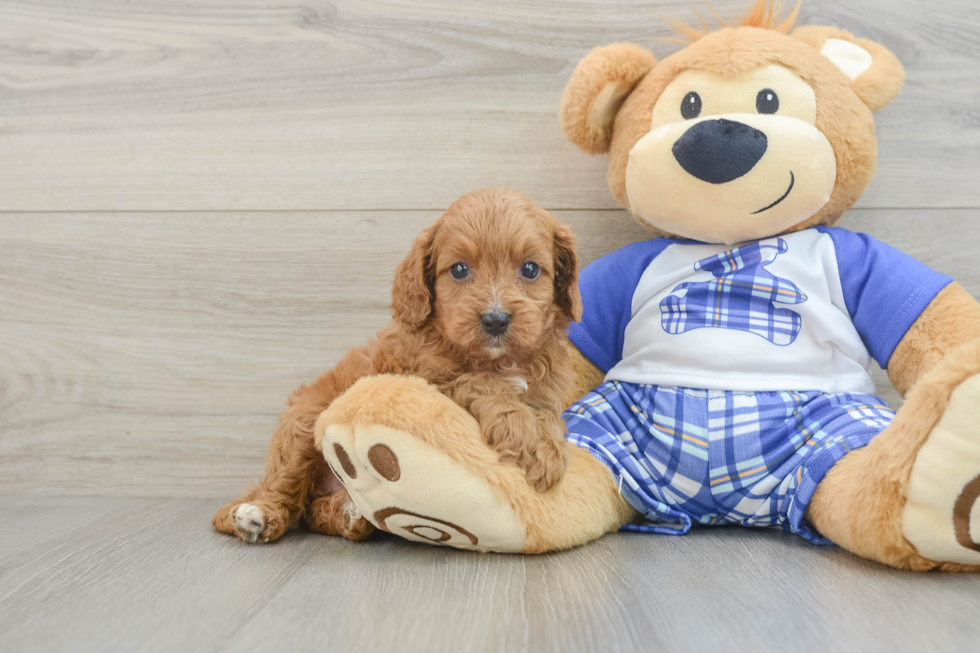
564, 381, 895, 544
659, 238, 808, 346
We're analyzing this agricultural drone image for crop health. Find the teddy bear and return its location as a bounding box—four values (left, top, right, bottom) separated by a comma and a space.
315, 1, 980, 571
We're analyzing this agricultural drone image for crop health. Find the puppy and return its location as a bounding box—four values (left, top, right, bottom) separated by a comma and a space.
213, 187, 583, 543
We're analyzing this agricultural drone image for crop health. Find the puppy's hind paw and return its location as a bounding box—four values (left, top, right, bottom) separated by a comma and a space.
341, 501, 374, 541
233, 503, 266, 544
342, 500, 362, 522
306, 493, 374, 541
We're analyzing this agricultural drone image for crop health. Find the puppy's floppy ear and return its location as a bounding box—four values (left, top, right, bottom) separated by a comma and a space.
391, 224, 438, 329
792, 26, 905, 111
560, 43, 656, 155
552, 223, 583, 322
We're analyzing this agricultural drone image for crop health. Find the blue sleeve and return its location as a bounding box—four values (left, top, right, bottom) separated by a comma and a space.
817, 226, 953, 368
569, 239, 672, 372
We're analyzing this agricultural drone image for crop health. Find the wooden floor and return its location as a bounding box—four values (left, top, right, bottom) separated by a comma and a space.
3, 1, 980, 651
4, 0, 980, 497
0, 497, 976, 653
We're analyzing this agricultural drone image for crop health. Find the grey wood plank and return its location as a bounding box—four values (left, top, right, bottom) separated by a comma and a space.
1, 0, 979, 212
0, 498, 323, 653
0, 208, 973, 496
0, 498, 977, 653
0, 208, 645, 497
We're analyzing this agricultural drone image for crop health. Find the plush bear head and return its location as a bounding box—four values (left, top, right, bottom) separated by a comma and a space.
560, 1, 905, 245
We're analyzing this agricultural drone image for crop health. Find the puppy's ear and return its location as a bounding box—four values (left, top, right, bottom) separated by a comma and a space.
391, 224, 438, 329
792, 26, 905, 111
552, 223, 583, 322
560, 43, 656, 155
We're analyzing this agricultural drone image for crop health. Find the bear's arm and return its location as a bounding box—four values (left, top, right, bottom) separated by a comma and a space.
886, 282, 980, 396
562, 240, 674, 411
561, 340, 606, 410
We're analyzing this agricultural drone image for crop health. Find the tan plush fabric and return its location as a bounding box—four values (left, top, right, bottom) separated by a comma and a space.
562, 342, 606, 409
322, 419, 528, 552
806, 339, 980, 571
559, 18, 906, 240
625, 112, 836, 244
806, 282, 980, 571
317, 375, 637, 554
903, 375, 980, 565
557, 5, 980, 570
791, 25, 906, 111
887, 283, 980, 396
612, 28, 887, 238
560, 43, 656, 155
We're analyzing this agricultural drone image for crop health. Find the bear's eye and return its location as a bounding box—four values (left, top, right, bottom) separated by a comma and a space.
756, 88, 779, 114
681, 91, 702, 120
450, 262, 470, 280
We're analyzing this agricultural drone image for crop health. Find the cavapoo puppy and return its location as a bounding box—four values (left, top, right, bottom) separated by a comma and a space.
213, 187, 583, 543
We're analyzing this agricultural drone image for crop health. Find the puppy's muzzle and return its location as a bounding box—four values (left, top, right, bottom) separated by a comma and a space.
480, 311, 511, 337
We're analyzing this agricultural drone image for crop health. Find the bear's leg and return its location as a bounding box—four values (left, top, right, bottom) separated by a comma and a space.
807, 342, 980, 571
315, 375, 636, 553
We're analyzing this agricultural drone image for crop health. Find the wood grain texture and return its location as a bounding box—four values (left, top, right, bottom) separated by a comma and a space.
0, 497, 977, 653
1, 208, 976, 497
0, 208, 645, 496
1, 0, 979, 211
2, 3, 979, 645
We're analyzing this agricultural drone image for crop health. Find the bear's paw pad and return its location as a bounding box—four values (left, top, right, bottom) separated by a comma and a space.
320, 422, 526, 553
903, 373, 980, 565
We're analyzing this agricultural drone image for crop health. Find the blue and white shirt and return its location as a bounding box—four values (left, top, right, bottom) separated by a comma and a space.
569, 227, 952, 394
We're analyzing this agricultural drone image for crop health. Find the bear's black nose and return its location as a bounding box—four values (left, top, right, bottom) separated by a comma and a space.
480, 311, 511, 337
672, 119, 768, 184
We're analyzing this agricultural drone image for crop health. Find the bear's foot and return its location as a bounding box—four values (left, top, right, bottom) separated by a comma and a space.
315, 375, 529, 552
808, 341, 980, 571
903, 373, 980, 569
314, 375, 637, 554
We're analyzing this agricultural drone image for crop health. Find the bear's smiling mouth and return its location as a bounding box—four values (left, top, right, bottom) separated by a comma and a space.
751, 171, 795, 215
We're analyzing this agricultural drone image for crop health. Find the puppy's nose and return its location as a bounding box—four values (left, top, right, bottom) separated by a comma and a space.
672, 118, 768, 184
480, 311, 511, 337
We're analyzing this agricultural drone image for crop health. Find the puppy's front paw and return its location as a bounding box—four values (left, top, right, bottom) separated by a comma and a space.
523, 436, 569, 493
233, 503, 266, 543
481, 411, 569, 492
480, 410, 529, 466
504, 376, 529, 394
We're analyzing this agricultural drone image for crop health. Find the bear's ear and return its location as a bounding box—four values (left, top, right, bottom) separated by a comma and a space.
792, 25, 905, 111
560, 43, 656, 154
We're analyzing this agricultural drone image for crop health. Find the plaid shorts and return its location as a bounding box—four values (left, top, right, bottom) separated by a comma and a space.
564, 381, 895, 544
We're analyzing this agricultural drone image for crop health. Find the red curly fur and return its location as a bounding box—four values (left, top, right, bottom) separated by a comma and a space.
212, 187, 583, 543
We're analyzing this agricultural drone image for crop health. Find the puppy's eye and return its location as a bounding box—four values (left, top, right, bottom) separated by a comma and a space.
681, 92, 702, 120
756, 88, 779, 114
449, 262, 469, 280
520, 261, 540, 280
